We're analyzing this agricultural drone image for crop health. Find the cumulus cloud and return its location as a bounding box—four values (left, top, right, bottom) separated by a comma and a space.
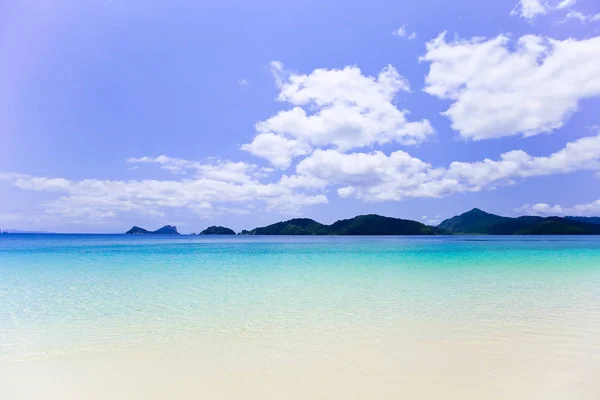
392, 25, 416, 40
3, 132, 600, 222
295, 149, 447, 201
288, 133, 600, 201
518, 199, 600, 216
240, 133, 311, 169
242, 61, 433, 168
421, 33, 600, 140
0, 157, 328, 221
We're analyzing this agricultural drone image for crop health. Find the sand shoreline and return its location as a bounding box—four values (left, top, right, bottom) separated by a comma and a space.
2, 329, 599, 400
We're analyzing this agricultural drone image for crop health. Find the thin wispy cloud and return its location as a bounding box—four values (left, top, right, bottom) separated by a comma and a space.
564, 10, 600, 23
511, 0, 547, 20
555, 0, 576, 10
518, 199, 600, 216
511, 0, 579, 21
392, 24, 416, 39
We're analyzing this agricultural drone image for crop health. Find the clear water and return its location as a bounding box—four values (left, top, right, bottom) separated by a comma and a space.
1, 234, 600, 362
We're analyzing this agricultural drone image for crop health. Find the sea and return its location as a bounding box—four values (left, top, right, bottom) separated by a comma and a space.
1, 234, 599, 399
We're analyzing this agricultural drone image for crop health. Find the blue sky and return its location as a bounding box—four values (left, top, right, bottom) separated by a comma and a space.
1, 0, 600, 233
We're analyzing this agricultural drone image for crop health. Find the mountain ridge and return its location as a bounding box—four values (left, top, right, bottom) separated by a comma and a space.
122, 210, 600, 236
240, 214, 446, 235
438, 209, 600, 235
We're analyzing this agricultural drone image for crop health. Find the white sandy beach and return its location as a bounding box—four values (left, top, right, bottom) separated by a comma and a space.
2, 327, 599, 400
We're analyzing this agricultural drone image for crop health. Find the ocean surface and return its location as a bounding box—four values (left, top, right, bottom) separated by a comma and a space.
1, 234, 600, 399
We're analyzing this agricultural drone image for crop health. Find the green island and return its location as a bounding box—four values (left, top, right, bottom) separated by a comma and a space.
199, 226, 236, 235
439, 208, 600, 235
125, 208, 600, 235
239, 214, 444, 235
125, 225, 180, 235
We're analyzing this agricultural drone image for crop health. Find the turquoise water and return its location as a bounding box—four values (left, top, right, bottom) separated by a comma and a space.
1, 234, 600, 362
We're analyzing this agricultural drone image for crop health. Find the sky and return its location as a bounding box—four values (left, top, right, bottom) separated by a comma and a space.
1, 0, 600, 233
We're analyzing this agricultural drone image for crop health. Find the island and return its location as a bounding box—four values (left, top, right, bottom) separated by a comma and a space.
125, 225, 180, 235
438, 208, 600, 235
240, 214, 446, 235
122, 209, 600, 236
200, 226, 236, 235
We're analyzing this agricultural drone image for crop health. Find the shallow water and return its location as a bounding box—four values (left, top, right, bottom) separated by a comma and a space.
1, 234, 600, 399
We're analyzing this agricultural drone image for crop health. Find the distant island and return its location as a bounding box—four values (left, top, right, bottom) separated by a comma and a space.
124, 209, 600, 236
125, 225, 180, 235
438, 208, 600, 235
239, 215, 445, 235
200, 226, 236, 235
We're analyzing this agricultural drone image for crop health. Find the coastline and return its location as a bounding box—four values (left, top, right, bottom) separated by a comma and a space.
2, 324, 599, 400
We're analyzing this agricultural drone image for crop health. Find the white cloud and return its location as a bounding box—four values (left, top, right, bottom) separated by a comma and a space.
564, 10, 600, 23
242, 61, 433, 167
420, 215, 443, 225
265, 193, 328, 214
511, 0, 600, 25
555, 0, 576, 10
127, 155, 262, 183
295, 148, 447, 201
510, 0, 578, 21
511, 0, 548, 20
3, 133, 600, 222
240, 133, 311, 169
393, 25, 416, 40
569, 200, 600, 215
0, 157, 329, 221
278, 174, 328, 189
422, 33, 600, 140
445, 133, 600, 184
238, 79, 248, 86
289, 133, 600, 202
518, 199, 600, 216
517, 203, 565, 215
214, 207, 251, 216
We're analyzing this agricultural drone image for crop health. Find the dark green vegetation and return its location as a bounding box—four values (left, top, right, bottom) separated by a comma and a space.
439, 209, 600, 235
438, 208, 510, 233
240, 218, 325, 235
124, 209, 600, 236
566, 216, 600, 225
125, 225, 179, 234
200, 226, 236, 235
240, 214, 446, 235
329, 215, 445, 235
